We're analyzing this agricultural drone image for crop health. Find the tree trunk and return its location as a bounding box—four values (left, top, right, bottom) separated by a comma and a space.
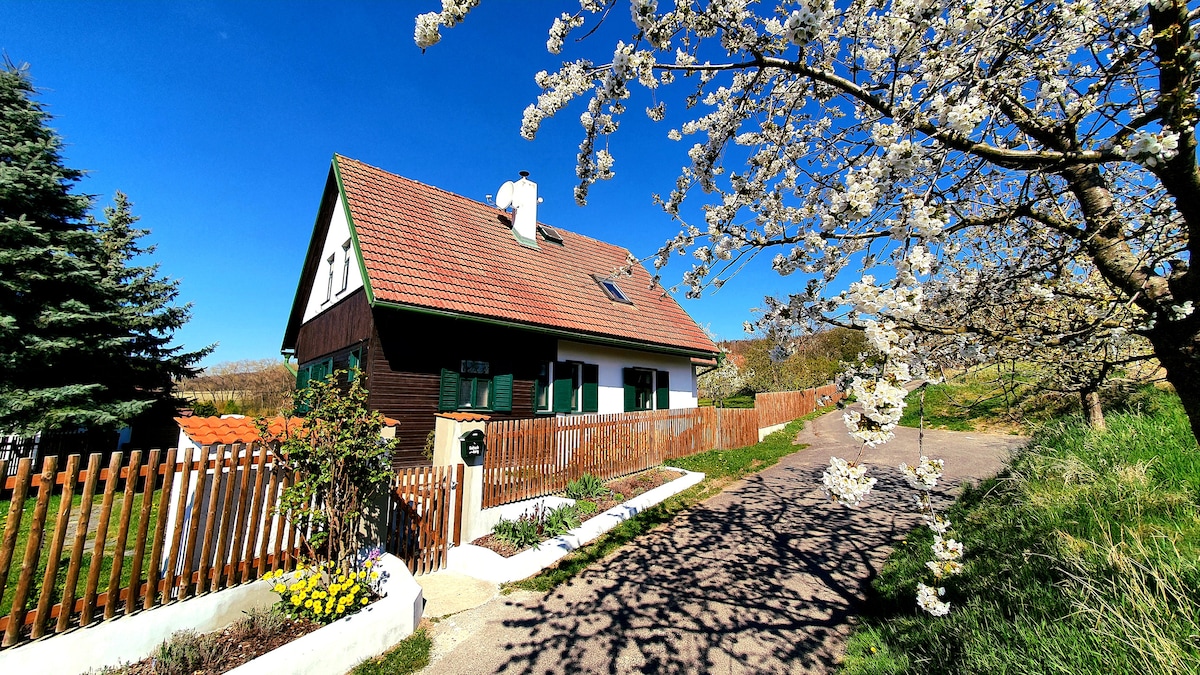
1081, 388, 1106, 431
1146, 324, 1200, 446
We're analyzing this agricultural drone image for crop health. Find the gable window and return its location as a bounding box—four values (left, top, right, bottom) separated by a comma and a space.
325, 254, 335, 303
340, 240, 351, 293
592, 275, 632, 304
438, 361, 513, 413
623, 368, 672, 412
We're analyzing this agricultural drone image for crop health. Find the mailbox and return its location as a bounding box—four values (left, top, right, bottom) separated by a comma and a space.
460, 429, 486, 464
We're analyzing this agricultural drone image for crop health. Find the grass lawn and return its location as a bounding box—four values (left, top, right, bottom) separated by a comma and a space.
698, 395, 756, 408
899, 363, 1058, 432
351, 626, 432, 675
842, 387, 1200, 673
507, 406, 831, 593
1, 489, 162, 620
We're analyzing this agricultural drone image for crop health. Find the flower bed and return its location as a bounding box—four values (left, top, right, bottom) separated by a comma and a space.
471, 468, 683, 558
449, 467, 704, 583
88, 553, 422, 675
104, 607, 321, 674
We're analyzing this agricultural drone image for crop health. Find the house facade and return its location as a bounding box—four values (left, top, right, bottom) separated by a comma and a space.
281, 156, 719, 467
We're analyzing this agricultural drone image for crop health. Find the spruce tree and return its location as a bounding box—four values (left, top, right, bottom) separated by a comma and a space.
0, 63, 208, 435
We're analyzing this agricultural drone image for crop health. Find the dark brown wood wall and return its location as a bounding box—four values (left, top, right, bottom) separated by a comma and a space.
295, 289, 373, 363
365, 308, 555, 468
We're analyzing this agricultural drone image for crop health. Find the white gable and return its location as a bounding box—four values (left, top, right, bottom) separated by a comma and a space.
302, 192, 364, 323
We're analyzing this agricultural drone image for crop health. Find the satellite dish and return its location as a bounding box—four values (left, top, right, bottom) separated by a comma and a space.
495, 181, 515, 210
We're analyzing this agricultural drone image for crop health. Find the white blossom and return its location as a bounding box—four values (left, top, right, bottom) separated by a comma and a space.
822, 456, 878, 506
916, 583, 951, 616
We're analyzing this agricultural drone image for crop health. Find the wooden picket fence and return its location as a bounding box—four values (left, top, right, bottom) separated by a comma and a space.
385, 464, 463, 575
483, 406, 758, 508
755, 384, 843, 428
481, 384, 843, 509
0, 445, 304, 649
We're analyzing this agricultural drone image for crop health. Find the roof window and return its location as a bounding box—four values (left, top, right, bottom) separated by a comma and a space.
593, 275, 632, 304
538, 224, 564, 245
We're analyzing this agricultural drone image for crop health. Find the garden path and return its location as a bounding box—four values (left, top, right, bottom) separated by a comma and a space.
419, 409, 1026, 674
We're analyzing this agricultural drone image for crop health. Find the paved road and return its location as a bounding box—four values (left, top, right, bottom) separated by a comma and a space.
422, 410, 1026, 674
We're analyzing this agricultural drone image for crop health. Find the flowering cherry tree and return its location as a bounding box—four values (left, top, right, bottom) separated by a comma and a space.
417, 0, 1200, 612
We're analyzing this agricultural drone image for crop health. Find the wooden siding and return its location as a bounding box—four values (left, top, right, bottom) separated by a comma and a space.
362, 308, 556, 469
295, 289, 373, 364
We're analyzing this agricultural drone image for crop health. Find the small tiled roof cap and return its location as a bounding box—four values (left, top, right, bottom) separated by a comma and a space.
336, 156, 719, 356
435, 412, 492, 422
176, 415, 400, 446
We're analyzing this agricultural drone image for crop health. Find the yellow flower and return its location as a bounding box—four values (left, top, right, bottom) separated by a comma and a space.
296, 591, 307, 601
304, 599, 313, 608
361, 597, 368, 605
291, 596, 302, 606
329, 584, 339, 595
351, 584, 360, 594
273, 583, 286, 593
370, 572, 379, 580
364, 560, 374, 569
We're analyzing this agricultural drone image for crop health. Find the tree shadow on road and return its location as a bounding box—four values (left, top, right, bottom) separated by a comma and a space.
479, 462, 942, 675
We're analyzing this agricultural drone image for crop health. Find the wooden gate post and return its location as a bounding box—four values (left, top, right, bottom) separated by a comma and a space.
430, 414, 488, 546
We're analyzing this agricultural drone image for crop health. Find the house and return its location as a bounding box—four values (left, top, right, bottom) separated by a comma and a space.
281, 155, 720, 468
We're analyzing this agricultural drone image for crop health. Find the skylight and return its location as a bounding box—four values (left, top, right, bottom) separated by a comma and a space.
594, 275, 633, 304
537, 224, 564, 245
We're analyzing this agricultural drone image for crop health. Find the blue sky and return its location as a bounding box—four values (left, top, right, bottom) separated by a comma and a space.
2, 2, 801, 367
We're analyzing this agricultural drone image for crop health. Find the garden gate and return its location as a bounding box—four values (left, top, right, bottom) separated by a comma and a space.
384, 464, 463, 575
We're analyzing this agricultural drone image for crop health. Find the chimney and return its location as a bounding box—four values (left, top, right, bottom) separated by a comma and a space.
511, 171, 539, 246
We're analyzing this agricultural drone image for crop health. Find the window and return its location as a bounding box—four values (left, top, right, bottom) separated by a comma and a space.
347, 349, 361, 383
296, 357, 334, 411
340, 240, 352, 293
324, 254, 335, 302
592, 275, 632, 304
535, 363, 551, 412
623, 368, 671, 412
438, 362, 513, 412
548, 361, 598, 413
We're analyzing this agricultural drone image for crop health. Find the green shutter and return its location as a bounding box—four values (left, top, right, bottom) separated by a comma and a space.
553, 361, 573, 413
493, 374, 513, 412
623, 368, 636, 412
656, 370, 670, 409
582, 363, 599, 413
438, 369, 460, 412
348, 349, 360, 382
296, 366, 310, 391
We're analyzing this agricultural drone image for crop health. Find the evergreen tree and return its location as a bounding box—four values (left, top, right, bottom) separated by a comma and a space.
0, 63, 208, 434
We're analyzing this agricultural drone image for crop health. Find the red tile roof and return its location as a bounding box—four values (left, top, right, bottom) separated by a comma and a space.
175, 416, 299, 446
333, 156, 718, 356
176, 415, 399, 446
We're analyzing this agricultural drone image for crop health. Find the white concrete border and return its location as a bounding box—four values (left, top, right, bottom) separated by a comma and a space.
758, 421, 789, 441
227, 553, 423, 675
446, 467, 705, 584
0, 554, 423, 675
0, 577, 278, 674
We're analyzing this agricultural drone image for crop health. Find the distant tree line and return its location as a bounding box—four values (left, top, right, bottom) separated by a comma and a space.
700, 327, 869, 401
178, 359, 295, 417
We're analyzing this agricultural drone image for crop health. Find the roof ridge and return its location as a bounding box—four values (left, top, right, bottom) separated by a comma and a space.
334, 153, 635, 255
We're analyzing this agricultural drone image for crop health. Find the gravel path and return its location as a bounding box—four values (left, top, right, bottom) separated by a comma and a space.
421, 410, 1027, 674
